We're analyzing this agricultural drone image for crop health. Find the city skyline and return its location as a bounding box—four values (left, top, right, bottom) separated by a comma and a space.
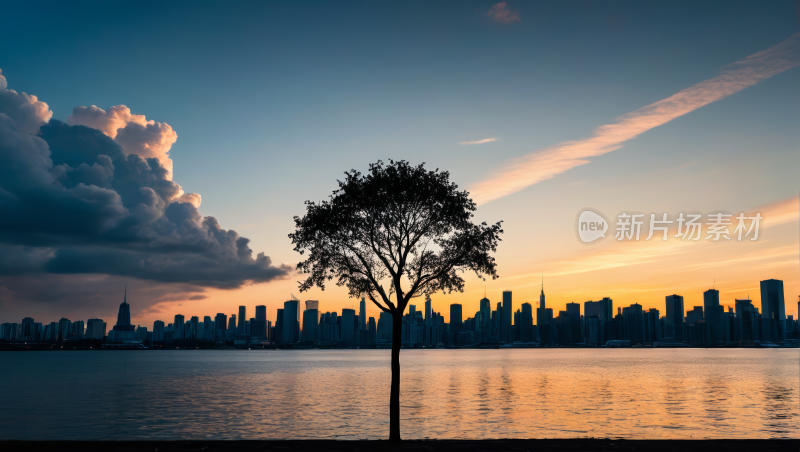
0, 2, 798, 330
3, 277, 795, 347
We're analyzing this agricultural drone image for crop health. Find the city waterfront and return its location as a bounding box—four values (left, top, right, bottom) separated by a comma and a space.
0, 349, 797, 440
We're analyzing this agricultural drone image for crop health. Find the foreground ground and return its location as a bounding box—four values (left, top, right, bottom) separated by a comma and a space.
3, 440, 798, 452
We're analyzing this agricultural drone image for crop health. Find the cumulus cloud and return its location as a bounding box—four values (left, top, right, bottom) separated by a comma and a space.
488, 2, 521, 24
0, 71, 290, 311
460, 137, 499, 145
0, 69, 52, 135
67, 104, 178, 176
469, 32, 800, 205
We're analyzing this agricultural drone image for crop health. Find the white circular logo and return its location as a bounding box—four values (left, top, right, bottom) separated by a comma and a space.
576, 208, 609, 244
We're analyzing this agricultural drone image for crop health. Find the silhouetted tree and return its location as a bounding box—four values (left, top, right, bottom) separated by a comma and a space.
289, 160, 503, 441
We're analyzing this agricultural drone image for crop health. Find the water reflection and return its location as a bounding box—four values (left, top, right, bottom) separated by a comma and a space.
761, 381, 796, 437
0, 349, 797, 440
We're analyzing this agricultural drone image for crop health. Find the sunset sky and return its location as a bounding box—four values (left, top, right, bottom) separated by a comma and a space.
0, 1, 797, 327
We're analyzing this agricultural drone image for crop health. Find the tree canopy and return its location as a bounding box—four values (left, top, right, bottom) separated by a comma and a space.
290, 159, 503, 316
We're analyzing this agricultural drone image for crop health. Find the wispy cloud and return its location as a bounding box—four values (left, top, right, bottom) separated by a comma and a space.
488, 2, 520, 24
460, 137, 500, 145
569, 180, 587, 186
469, 32, 800, 205
505, 194, 799, 281
759, 194, 799, 228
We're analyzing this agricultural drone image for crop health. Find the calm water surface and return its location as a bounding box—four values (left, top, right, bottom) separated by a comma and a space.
0, 349, 797, 440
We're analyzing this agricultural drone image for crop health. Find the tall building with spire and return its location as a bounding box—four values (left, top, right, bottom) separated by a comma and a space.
108, 287, 137, 343
536, 277, 553, 345
539, 277, 546, 310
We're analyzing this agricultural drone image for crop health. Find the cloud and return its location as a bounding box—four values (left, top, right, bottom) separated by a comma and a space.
0, 69, 52, 135
469, 32, 800, 205
506, 194, 799, 281
67, 105, 178, 177
758, 194, 799, 228
460, 137, 499, 145
488, 2, 521, 24
0, 71, 291, 312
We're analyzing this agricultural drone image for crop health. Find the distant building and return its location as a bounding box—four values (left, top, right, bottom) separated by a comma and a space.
760, 279, 785, 342
302, 308, 318, 342
282, 300, 299, 343
238, 306, 247, 337
519, 302, 533, 342
584, 301, 601, 318
86, 318, 106, 340
251, 306, 268, 339
703, 289, 723, 345
377, 311, 393, 343
174, 314, 185, 341
450, 304, 463, 340
340, 308, 356, 346
153, 320, 165, 342
214, 313, 227, 342
665, 294, 684, 343
359, 297, 367, 330
536, 282, 553, 345
20, 317, 36, 341
74, 320, 85, 341
502, 291, 512, 342
108, 288, 137, 343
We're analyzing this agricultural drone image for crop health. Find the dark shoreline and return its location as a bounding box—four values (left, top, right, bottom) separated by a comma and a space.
3, 440, 798, 452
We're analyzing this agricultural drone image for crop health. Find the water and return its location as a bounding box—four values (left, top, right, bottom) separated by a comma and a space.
0, 348, 797, 440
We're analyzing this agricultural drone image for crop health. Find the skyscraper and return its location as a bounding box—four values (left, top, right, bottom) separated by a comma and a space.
424, 295, 432, 326
302, 308, 318, 342
153, 320, 165, 343
174, 314, 185, 341
359, 297, 367, 330
450, 304, 463, 336
703, 289, 722, 345
340, 308, 356, 345
214, 313, 227, 342
520, 302, 533, 342
74, 320, 85, 341
536, 281, 552, 344
252, 305, 268, 338
502, 291, 512, 342
623, 303, 644, 344
665, 294, 684, 342
584, 301, 601, 318
479, 296, 491, 340
238, 306, 246, 336
190, 316, 199, 340
283, 300, 299, 343
760, 279, 785, 341
377, 311, 393, 342
86, 318, 106, 340
20, 317, 35, 341
109, 288, 136, 343
58, 318, 72, 341
599, 297, 613, 322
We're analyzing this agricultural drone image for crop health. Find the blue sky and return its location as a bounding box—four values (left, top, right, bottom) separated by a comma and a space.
0, 1, 798, 323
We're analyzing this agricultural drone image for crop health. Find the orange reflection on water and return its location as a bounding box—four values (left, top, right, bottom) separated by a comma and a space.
0, 348, 797, 439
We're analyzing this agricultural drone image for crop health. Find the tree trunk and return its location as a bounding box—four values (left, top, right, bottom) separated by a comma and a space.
389, 311, 403, 441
